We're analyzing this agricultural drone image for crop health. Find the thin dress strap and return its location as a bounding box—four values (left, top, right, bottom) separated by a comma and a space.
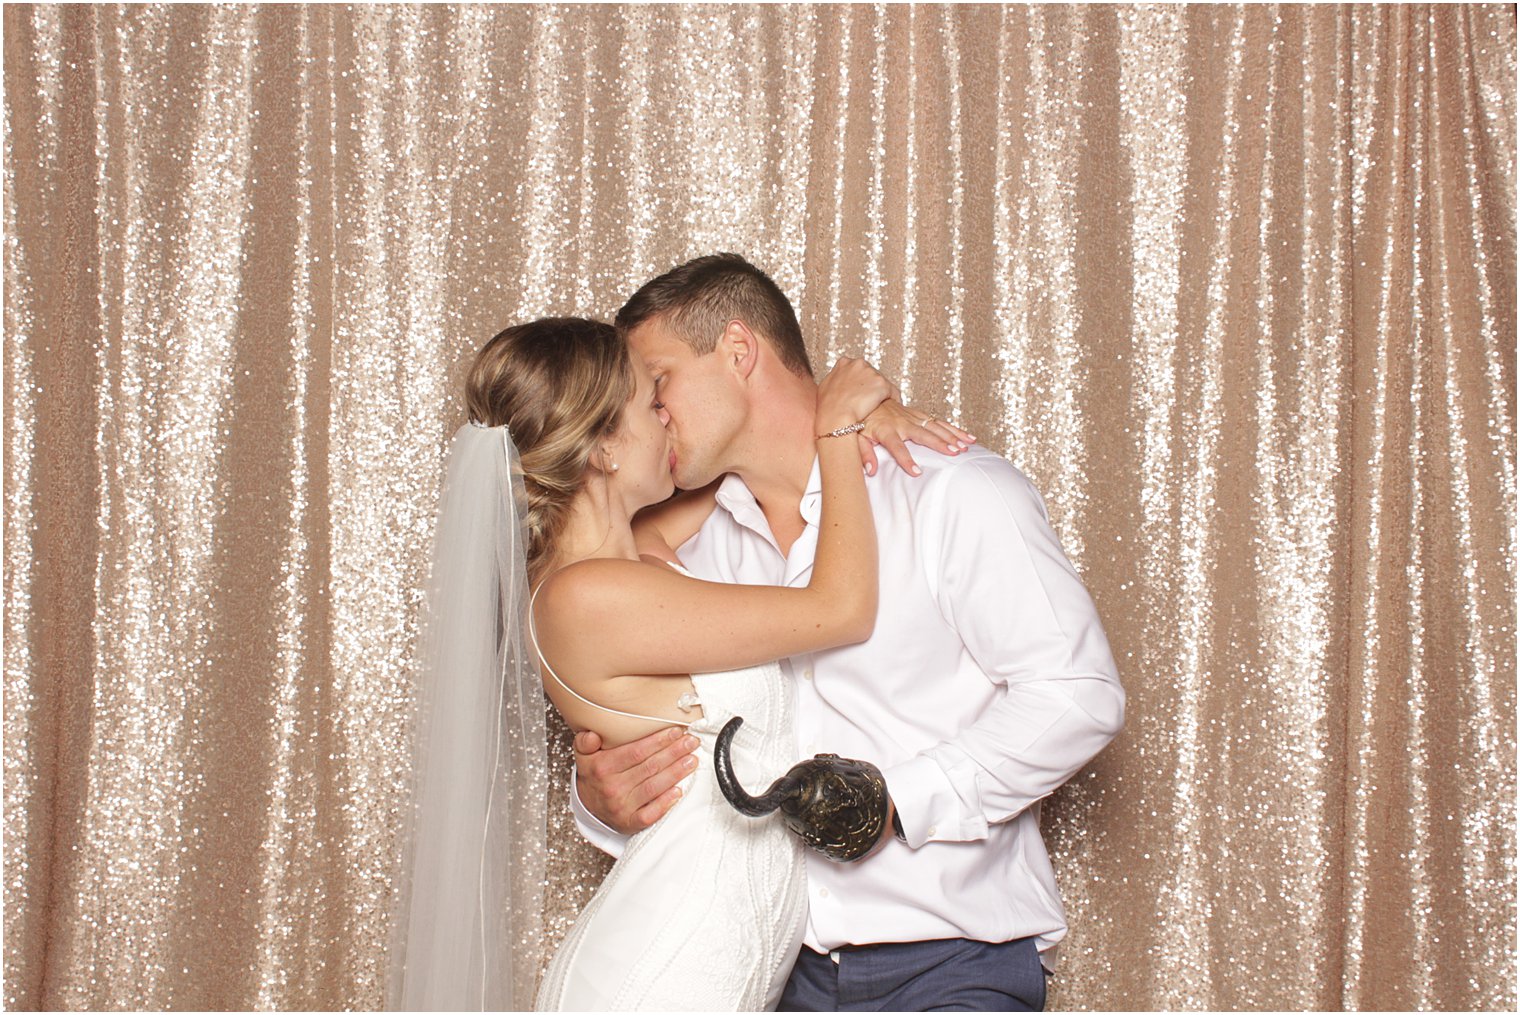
528, 565, 695, 729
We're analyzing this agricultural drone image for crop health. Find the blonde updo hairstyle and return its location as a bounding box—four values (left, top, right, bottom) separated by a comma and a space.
465, 317, 635, 583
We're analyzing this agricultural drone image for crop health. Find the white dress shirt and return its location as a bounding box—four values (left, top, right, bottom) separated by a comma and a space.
572, 444, 1124, 966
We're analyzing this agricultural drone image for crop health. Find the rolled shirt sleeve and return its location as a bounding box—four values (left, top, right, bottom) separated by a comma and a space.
570, 774, 630, 859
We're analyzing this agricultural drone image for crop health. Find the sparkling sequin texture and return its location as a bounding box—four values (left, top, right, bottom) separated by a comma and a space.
3, 5, 1514, 1010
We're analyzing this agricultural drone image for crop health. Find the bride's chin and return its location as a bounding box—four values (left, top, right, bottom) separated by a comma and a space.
636, 480, 676, 512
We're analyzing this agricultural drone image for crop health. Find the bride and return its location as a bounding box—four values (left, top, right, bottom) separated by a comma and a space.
388, 317, 966, 1011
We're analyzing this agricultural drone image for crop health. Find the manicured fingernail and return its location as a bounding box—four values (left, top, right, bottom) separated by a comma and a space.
910, 465, 922, 476
666, 727, 682, 741
957, 442, 968, 450
673, 787, 683, 800
684, 735, 699, 749
683, 755, 698, 771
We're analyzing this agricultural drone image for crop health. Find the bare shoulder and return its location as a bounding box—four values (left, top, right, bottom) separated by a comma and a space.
535, 557, 699, 629
533, 559, 650, 672
533, 556, 729, 679
536, 557, 643, 613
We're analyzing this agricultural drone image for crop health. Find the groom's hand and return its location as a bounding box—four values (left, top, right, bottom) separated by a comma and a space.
574, 726, 700, 835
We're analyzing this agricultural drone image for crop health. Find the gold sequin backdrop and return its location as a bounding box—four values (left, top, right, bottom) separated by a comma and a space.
3, 3, 1514, 1011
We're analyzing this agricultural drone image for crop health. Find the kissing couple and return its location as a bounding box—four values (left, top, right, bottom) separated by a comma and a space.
391, 253, 1125, 1012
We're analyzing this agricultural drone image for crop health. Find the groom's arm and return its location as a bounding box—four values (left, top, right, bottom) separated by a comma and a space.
883, 456, 1125, 847
570, 779, 628, 857
572, 727, 699, 852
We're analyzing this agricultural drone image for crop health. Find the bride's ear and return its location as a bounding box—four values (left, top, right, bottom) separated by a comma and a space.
598, 444, 620, 475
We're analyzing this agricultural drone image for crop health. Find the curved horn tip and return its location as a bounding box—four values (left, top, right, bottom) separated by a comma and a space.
715, 715, 778, 817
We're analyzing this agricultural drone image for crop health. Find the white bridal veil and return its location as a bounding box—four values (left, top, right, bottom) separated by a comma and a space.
388, 422, 549, 1010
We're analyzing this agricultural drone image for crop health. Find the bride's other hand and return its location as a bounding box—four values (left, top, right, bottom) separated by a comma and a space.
574, 726, 700, 834
815, 356, 894, 435
856, 401, 977, 477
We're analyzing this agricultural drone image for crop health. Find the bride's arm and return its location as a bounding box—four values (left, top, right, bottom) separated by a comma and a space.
536, 357, 885, 679
630, 480, 721, 565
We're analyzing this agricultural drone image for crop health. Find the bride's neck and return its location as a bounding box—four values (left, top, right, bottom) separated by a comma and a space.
550, 474, 638, 571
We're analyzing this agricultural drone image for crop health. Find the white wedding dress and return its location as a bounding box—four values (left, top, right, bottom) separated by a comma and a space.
533, 576, 807, 1011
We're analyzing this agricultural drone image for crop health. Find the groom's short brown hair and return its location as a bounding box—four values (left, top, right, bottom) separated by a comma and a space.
615, 253, 813, 378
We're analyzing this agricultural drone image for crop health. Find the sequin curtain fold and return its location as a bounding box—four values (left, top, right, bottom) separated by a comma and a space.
3, 4, 1514, 1011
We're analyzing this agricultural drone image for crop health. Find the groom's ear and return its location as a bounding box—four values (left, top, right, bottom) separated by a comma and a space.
718, 319, 761, 381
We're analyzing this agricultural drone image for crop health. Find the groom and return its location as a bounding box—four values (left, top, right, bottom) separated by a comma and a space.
572, 253, 1124, 1011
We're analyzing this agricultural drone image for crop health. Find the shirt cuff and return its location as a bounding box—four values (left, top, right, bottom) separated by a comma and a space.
570, 772, 630, 859
881, 752, 989, 847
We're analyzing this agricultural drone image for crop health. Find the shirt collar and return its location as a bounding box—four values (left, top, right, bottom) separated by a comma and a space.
799, 456, 823, 526
712, 456, 825, 528
714, 472, 758, 518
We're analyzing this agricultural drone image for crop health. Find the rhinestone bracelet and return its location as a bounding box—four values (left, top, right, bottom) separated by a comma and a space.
816, 421, 866, 440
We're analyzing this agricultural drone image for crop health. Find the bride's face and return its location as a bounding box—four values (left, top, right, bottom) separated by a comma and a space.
608, 356, 675, 510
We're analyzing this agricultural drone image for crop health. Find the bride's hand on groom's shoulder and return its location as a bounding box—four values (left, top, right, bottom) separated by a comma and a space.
857, 400, 976, 477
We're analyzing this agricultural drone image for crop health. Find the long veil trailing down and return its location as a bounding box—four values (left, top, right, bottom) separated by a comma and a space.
387, 423, 549, 1010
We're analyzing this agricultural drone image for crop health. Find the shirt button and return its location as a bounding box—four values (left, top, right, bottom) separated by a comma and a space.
928, 826, 937, 837
818, 887, 829, 899
802, 668, 813, 681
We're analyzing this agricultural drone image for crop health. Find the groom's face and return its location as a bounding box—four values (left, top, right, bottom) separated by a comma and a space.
626, 315, 745, 489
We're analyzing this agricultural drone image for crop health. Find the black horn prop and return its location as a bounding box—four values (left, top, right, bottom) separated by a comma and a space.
714, 716, 891, 863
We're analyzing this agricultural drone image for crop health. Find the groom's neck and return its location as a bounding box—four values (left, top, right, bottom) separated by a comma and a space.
731, 372, 821, 555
